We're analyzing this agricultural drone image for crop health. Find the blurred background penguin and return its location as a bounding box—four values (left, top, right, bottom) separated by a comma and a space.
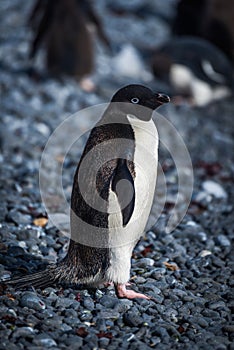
28, 0, 110, 89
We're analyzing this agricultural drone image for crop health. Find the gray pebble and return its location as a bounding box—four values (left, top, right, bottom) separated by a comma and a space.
7, 209, 31, 225
135, 258, 155, 267
12, 326, 34, 338
196, 317, 209, 328
99, 337, 110, 347
222, 325, 234, 333
20, 292, 46, 311
55, 297, 77, 309
64, 336, 83, 348
202, 180, 227, 199
33, 335, 57, 347
80, 310, 93, 321
83, 297, 95, 311
84, 334, 98, 348
143, 282, 161, 295
123, 312, 143, 327
215, 235, 231, 247
209, 301, 226, 310
0, 205, 7, 221
99, 295, 118, 308
63, 317, 80, 327
98, 310, 120, 319
114, 299, 133, 312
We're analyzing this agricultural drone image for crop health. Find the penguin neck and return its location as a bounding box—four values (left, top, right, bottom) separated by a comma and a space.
100, 104, 131, 125
102, 103, 153, 124
126, 114, 153, 129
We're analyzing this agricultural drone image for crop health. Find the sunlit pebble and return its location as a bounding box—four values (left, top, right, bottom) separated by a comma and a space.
197, 232, 207, 242
127, 334, 135, 342
35, 123, 50, 137
186, 220, 197, 226
15, 183, 22, 192
95, 290, 104, 298
18, 241, 27, 248
12, 327, 34, 338
194, 191, 212, 205
199, 250, 212, 257
29, 245, 40, 254
147, 231, 156, 240
1, 272, 11, 280
8, 309, 17, 317
33, 337, 57, 347
202, 180, 227, 199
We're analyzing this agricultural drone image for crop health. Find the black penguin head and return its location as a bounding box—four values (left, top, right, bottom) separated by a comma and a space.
110, 84, 170, 121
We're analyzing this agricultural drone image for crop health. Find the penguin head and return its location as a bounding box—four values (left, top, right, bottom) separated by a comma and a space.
110, 84, 170, 121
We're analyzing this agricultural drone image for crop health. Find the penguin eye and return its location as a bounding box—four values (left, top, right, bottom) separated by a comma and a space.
131, 97, 139, 104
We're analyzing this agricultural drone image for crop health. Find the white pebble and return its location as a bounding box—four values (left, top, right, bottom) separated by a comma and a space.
202, 180, 227, 199
18, 241, 26, 248
199, 250, 212, 257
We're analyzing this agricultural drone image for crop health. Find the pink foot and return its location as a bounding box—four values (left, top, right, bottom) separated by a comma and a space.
115, 283, 150, 300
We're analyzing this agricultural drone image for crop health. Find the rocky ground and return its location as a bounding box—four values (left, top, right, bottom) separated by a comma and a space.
0, 1, 233, 349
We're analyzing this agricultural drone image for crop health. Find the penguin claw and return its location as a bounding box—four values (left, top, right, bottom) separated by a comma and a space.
115, 283, 150, 300
103, 281, 113, 287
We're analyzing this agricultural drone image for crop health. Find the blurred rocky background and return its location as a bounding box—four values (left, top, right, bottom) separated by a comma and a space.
0, 1, 233, 349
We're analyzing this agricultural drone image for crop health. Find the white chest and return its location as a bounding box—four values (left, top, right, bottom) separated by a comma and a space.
127, 116, 158, 234
106, 117, 158, 283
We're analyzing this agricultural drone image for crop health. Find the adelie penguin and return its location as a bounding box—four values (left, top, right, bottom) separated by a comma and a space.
7, 85, 170, 299
151, 37, 234, 106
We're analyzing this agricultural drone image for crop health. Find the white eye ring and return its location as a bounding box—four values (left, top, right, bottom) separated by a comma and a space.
131, 97, 139, 104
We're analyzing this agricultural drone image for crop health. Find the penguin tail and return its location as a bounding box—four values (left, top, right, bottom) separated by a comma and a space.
5, 265, 58, 290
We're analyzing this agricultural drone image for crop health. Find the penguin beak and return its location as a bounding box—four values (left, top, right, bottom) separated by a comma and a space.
155, 93, 170, 105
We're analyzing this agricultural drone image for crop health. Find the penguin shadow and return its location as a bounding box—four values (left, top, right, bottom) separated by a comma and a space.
0, 244, 49, 281
0, 245, 109, 296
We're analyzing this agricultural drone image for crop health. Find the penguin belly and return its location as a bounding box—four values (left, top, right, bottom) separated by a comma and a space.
105, 118, 158, 284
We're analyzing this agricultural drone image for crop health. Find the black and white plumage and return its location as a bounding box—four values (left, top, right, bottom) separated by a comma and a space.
152, 37, 234, 106
7, 84, 170, 299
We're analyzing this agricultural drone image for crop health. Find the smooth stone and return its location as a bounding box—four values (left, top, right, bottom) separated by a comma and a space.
20, 292, 46, 311
12, 327, 34, 338
99, 295, 118, 309
123, 312, 144, 327
33, 334, 57, 347
215, 235, 231, 247
202, 180, 227, 199
55, 297, 76, 309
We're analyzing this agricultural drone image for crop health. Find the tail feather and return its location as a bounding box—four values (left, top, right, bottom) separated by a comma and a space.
6, 265, 58, 290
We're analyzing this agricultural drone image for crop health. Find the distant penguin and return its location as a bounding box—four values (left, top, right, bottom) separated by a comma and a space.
29, 0, 110, 79
7, 85, 170, 299
151, 37, 234, 106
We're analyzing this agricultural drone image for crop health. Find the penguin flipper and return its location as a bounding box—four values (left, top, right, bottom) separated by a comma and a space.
111, 158, 135, 226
